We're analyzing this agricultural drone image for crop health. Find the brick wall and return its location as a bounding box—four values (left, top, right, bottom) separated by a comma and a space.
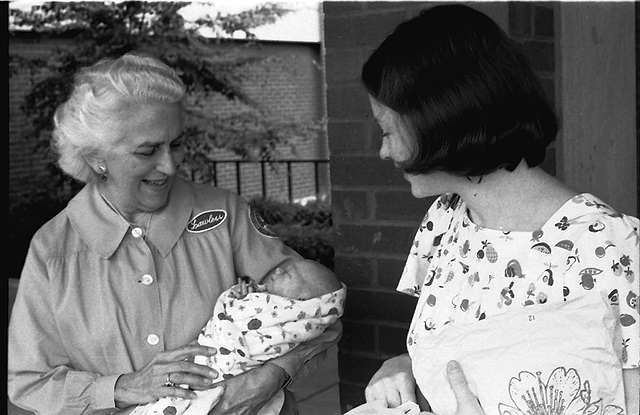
323, 2, 558, 411
9, 35, 327, 203
508, 1, 557, 176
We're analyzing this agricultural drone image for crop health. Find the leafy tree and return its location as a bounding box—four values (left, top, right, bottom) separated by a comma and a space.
9, 1, 322, 195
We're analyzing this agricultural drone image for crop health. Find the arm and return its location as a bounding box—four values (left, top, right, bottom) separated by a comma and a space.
8, 244, 219, 414
209, 320, 342, 415
269, 319, 342, 380
8, 247, 117, 415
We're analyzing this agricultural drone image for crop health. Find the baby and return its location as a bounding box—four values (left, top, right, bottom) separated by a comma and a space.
132, 258, 346, 415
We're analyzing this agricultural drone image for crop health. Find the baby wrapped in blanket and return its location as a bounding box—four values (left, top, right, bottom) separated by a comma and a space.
132, 258, 346, 415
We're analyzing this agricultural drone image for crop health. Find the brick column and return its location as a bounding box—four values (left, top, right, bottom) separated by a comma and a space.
323, 2, 556, 412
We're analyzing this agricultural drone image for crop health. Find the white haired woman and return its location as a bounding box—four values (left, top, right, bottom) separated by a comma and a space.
7, 53, 341, 415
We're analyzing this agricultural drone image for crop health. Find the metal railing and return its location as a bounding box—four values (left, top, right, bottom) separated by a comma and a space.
194, 159, 330, 202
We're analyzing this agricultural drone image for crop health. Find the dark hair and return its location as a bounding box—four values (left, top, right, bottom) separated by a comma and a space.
362, 4, 558, 176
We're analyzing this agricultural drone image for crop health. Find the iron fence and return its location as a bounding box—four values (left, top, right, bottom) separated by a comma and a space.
191, 159, 330, 203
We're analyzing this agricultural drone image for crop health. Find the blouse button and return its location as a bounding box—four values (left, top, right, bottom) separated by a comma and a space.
131, 227, 143, 238
147, 334, 160, 346
140, 274, 154, 286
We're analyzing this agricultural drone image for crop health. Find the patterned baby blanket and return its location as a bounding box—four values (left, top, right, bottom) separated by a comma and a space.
132, 282, 346, 415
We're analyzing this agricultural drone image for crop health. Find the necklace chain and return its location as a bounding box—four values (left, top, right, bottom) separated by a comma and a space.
99, 193, 152, 240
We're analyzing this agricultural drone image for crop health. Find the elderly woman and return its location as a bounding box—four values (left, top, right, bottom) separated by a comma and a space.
7, 53, 341, 415
358, 4, 639, 415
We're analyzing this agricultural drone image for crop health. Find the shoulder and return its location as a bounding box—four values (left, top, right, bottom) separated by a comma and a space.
22, 198, 91, 288
186, 179, 246, 209
182, 179, 251, 227
409, 193, 465, 245
30, 202, 82, 259
553, 193, 638, 246
415, 193, 466, 239
182, 179, 277, 237
423, 193, 463, 224
555, 194, 638, 288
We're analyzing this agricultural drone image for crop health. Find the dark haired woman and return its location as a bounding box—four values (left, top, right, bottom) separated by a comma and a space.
361, 4, 638, 415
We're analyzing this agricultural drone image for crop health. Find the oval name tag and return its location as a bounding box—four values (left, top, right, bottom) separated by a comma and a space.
187, 210, 227, 233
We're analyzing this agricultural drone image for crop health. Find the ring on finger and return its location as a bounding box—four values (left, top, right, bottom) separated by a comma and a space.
164, 372, 175, 387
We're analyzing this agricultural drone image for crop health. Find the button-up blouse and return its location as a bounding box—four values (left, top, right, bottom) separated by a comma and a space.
8, 178, 338, 414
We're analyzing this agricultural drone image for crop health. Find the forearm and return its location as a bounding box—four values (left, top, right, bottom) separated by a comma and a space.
268, 320, 342, 379
8, 260, 120, 414
8, 364, 121, 415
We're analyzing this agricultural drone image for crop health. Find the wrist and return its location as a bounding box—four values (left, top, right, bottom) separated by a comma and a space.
268, 363, 293, 390
114, 373, 132, 409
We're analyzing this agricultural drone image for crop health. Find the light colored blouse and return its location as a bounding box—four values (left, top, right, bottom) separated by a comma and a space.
399, 193, 639, 370
8, 178, 338, 415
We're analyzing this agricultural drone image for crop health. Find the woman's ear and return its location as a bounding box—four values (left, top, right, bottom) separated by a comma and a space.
83, 154, 106, 175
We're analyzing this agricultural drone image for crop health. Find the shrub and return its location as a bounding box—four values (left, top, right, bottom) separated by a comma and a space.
249, 197, 334, 269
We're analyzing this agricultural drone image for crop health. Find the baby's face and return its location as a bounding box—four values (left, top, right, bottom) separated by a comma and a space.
263, 259, 320, 300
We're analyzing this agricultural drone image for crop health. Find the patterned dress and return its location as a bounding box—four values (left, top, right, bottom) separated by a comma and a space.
398, 193, 639, 415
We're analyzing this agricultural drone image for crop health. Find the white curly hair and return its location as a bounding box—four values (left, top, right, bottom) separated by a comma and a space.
51, 53, 186, 183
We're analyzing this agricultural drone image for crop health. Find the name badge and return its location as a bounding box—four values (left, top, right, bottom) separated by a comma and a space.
187, 210, 227, 233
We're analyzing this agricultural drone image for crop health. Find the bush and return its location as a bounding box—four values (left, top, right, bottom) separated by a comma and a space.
248, 197, 332, 229
249, 197, 334, 269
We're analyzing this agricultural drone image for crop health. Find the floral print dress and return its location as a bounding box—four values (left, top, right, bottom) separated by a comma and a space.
398, 193, 639, 415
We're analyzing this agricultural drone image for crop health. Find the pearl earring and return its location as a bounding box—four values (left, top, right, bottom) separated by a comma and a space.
98, 165, 108, 182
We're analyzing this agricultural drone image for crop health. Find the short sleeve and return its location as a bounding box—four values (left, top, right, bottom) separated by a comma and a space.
397, 194, 459, 297
564, 213, 639, 369
227, 194, 302, 281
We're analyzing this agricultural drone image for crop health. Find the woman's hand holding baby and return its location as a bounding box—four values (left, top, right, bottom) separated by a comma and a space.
114, 345, 220, 408
209, 362, 288, 415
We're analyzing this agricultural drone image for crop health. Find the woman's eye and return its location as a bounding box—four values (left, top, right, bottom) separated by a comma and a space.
136, 147, 156, 156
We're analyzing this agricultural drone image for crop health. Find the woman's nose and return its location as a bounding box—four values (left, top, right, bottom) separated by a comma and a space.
379, 137, 390, 160
157, 147, 181, 175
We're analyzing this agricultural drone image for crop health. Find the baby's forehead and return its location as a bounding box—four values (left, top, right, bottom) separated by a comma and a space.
294, 260, 332, 281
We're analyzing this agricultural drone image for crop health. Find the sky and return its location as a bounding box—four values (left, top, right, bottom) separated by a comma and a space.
9, 0, 324, 42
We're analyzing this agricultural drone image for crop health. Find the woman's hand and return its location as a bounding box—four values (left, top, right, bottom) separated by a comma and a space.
114, 344, 220, 408
365, 353, 417, 408
419, 361, 485, 415
208, 362, 288, 415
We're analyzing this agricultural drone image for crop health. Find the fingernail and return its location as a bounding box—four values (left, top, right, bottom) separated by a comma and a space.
208, 347, 217, 355
447, 360, 460, 373
209, 370, 219, 379
203, 378, 212, 384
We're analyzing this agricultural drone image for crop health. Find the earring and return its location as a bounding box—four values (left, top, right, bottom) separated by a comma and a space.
98, 165, 108, 182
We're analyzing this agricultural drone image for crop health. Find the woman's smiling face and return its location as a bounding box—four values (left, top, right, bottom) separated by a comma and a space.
370, 96, 457, 199
99, 102, 185, 221
369, 96, 414, 166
